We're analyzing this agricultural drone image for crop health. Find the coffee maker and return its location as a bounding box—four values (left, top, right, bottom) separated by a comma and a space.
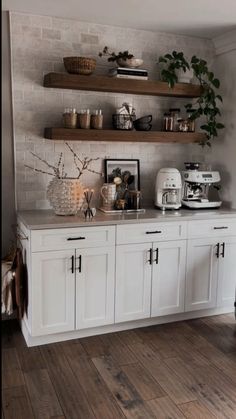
181, 162, 222, 209
155, 168, 182, 210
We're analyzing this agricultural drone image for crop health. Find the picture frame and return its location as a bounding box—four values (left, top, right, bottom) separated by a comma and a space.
104, 158, 140, 191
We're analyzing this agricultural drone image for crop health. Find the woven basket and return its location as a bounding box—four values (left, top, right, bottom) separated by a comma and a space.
63, 56, 96, 75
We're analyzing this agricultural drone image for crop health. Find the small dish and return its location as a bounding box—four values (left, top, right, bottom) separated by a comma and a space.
116, 58, 144, 68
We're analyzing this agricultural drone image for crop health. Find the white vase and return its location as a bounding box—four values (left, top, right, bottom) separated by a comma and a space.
116, 58, 143, 68
47, 178, 84, 215
175, 68, 194, 83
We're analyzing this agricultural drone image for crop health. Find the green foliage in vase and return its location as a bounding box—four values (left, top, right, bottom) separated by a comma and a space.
158, 50, 190, 88
158, 51, 224, 146
98, 46, 134, 62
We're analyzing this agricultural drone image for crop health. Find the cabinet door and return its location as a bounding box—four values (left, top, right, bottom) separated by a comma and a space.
76, 246, 115, 329
115, 243, 152, 323
185, 238, 219, 311
151, 240, 186, 317
32, 250, 75, 336
217, 237, 236, 308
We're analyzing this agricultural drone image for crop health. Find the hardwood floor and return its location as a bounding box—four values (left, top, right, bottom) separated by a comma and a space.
2, 314, 236, 419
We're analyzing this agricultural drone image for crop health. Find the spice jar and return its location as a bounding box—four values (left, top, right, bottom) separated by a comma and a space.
169, 108, 181, 131
63, 107, 77, 128
79, 109, 91, 129
163, 112, 173, 131
91, 109, 103, 129
187, 109, 196, 132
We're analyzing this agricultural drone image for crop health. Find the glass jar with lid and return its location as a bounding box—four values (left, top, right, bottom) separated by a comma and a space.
169, 108, 181, 131
163, 112, 173, 131
186, 109, 196, 132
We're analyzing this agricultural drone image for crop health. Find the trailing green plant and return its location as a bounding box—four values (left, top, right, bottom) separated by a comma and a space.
158, 51, 224, 146
158, 51, 190, 88
98, 46, 134, 62
185, 56, 224, 147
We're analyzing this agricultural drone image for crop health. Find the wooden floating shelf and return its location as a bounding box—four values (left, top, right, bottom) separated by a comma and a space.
44, 72, 202, 98
44, 128, 206, 144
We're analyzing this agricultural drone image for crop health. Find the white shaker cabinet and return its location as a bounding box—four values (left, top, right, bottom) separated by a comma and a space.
76, 246, 115, 329
217, 237, 236, 308
151, 240, 186, 316
185, 238, 219, 311
115, 240, 186, 322
31, 250, 75, 336
115, 243, 152, 323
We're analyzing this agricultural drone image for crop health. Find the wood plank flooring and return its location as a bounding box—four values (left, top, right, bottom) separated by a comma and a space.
2, 314, 236, 419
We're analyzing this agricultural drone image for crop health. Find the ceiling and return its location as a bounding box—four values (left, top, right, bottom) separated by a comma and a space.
2, 0, 236, 39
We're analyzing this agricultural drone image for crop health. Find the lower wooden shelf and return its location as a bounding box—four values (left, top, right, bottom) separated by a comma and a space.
44, 128, 205, 144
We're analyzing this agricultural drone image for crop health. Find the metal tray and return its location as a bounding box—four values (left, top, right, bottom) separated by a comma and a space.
99, 208, 146, 214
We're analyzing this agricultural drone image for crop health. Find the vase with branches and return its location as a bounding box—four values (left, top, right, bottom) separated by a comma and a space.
25, 142, 102, 215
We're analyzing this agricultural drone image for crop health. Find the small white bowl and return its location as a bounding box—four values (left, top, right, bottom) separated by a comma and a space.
117, 58, 144, 68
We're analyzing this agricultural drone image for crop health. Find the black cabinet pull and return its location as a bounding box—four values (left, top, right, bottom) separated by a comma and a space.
213, 226, 228, 230
148, 249, 153, 265
221, 242, 225, 258
76, 255, 82, 272
67, 237, 86, 241
146, 231, 162, 235
71, 255, 74, 273
216, 243, 220, 258
154, 248, 159, 264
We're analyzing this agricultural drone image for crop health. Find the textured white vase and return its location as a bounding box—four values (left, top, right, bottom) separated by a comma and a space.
176, 68, 194, 83
47, 178, 84, 215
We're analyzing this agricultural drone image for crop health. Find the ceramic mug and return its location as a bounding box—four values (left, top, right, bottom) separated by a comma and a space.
100, 183, 117, 209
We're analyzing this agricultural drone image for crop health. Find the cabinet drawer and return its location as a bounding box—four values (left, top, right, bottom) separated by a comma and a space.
188, 219, 236, 239
31, 226, 115, 252
116, 222, 187, 244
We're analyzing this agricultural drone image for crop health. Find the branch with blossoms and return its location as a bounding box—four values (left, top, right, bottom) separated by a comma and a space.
25, 142, 102, 179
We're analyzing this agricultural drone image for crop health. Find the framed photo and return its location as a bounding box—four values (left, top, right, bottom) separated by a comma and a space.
104, 159, 140, 191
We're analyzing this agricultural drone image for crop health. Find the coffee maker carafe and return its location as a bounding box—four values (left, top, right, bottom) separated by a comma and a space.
155, 168, 182, 210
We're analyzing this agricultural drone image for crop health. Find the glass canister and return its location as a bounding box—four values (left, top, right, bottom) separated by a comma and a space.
169, 108, 181, 132
91, 109, 103, 129
178, 118, 190, 132
63, 107, 77, 128
163, 112, 173, 131
187, 109, 196, 132
79, 109, 91, 129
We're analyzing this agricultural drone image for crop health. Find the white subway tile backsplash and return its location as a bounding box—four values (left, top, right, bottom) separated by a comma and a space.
10, 11, 212, 209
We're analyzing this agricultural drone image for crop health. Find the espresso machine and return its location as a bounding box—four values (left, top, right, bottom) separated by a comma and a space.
181, 162, 222, 209
155, 168, 182, 210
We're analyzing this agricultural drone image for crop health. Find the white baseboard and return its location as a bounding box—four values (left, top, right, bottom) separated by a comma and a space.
21, 306, 234, 347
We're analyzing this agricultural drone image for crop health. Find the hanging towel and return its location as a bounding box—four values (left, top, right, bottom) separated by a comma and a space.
1, 248, 28, 319
1, 261, 15, 315
12, 248, 28, 319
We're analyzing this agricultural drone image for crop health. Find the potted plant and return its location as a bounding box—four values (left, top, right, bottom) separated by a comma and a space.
98, 46, 143, 68
158, 51, 224, 146
25, 142, 102, 215
158, 51, 193, 86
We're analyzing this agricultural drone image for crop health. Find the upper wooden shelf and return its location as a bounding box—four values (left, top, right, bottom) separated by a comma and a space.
44, 72, 202, 98
44, 128, 205, 144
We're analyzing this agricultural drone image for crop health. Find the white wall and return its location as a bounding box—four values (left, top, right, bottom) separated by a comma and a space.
2, 11, 16, 257
9, 11, 215, 210
207, 40, 236, 208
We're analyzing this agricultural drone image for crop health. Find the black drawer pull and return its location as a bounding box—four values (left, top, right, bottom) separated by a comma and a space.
146, 231, 162, 235
67, 237, 86, 241
213, 226, 228, 230
216, 243, 220, 258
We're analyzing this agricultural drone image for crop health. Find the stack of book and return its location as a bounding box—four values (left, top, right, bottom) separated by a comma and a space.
109, 67, 148, 80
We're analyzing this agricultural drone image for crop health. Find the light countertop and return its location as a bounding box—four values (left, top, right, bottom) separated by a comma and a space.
18, 208, 236, 230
